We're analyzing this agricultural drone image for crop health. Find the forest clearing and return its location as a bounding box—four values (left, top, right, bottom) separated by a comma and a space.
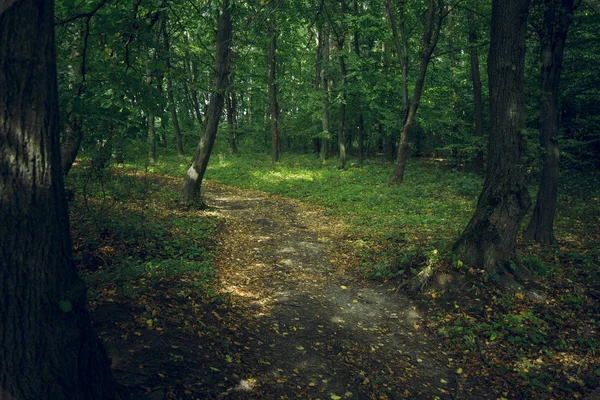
1, 0, 600, 399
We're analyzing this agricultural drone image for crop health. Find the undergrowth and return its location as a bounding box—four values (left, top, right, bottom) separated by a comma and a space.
68, 141, 600, 399
66, 161, 221, 307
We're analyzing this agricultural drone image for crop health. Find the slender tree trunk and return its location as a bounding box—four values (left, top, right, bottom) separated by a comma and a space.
269, 5, 280, 162
181, 1, 232, 206
320, 24, 331, 160
468, 3, 484, 173
385, 0, 409, 122
0, 1, 116, 398
524, 0, 575, 245
227, 90, 238, 154
61, 113, 83, 175
164, 22, 184, 156
353, 0, 365, 164
60, 22, 88, 176
337, 0, 348, 169
454, 0, 532, 286
188, 58, 203, 126
391, 0, 443, 184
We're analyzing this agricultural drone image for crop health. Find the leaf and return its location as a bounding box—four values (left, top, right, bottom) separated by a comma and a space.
340, 285, 348, 290
490, 332, 497, 340
456, 368, 463, 374
330, 394, 342, 400
59, 300, 73, 313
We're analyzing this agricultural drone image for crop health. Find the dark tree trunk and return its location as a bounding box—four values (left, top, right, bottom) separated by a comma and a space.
181, 1, 232, 206
320, 24, 330, 160
524, 0, 576, 245
337, 0, 348, 169
146, 55, 157, 164
269, 5, 279, 162
468, 3, 484, 173
61, 114, 83, 175
164, 22, 184, 156
353, 0, 365, 164
391, 0, 443, 184
385, 0, 409, 123
60, 21, 88, 176
454, 0, 533, 286
0, 1, 116, 398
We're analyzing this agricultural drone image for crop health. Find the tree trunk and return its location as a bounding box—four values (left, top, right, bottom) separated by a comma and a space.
320, 24, 330, 160
337, 0, 348, 169
227, 90, 238, 154
61, 114, 83, 175
60, 22, 88, 176
524, 0, 575, 245
0, 1, 116, 398
468, 3, 484, 173
269, 5, 280, 162
385, 0, 409, 122
146, 56, 157, 164
164, 22, 184, 156
391, 0, 443, 184
454, 0, 532, 286
353, 0, 365, 164
181, 1, 232, 206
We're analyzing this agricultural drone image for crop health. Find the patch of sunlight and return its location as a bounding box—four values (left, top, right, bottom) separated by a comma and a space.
251, 168, 323, 184
223, 285, 260, 299
211, 160, 233, 169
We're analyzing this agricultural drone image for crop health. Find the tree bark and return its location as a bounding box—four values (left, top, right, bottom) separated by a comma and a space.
0, 0, 116, 398
164, 20, 184, 156
337, 0, 348, 169
468, 3, 484, 173
454, 0, 532, 286
353, 0, 365, 164
524, 0, 575, 245
385, 0, 409, 122
269, 4, 280, 162
181, 1, 232, 206
320, 23, 330, 160
391, 0, 443, 184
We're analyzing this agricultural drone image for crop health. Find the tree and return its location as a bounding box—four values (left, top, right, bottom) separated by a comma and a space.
453, 0, 533, 285
524, 0, 578, 244
389, 0, 444, 184
335, 0, 349, 169
467, 0, 485, 173
0, 0, 116, 398
182, 0, 232, 206
163, 11, 185, 157
320, 22, 331, 161
269, 1, 280, 162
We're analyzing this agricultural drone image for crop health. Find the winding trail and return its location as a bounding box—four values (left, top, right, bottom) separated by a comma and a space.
202, 181, 464, 399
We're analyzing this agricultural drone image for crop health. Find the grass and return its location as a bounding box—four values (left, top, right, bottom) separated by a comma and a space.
151, 149, 483, 279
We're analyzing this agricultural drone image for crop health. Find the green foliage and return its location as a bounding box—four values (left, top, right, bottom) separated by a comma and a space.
66, 160, 220, 304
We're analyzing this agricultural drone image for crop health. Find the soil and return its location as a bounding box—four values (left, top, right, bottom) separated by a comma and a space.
92, 180, 490, 399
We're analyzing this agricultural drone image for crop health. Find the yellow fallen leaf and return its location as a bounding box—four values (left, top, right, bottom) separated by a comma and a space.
456, 368, 463, 374
341, 285, 348, 290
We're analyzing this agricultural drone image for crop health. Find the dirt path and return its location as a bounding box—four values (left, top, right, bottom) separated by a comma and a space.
201, 181, 464, 399
92, 179, 491, 399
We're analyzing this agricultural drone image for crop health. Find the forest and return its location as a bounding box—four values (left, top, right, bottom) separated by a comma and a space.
1, 0, 599, 399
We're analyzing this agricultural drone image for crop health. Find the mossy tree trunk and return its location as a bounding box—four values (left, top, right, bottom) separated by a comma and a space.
0, 0, 116, 398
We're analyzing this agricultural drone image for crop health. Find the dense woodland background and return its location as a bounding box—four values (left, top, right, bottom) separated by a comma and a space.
1, 0, 600, 398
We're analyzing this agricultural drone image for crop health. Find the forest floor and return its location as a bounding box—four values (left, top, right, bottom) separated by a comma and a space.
71, 159, 599, 400
82, 176, 483, 399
